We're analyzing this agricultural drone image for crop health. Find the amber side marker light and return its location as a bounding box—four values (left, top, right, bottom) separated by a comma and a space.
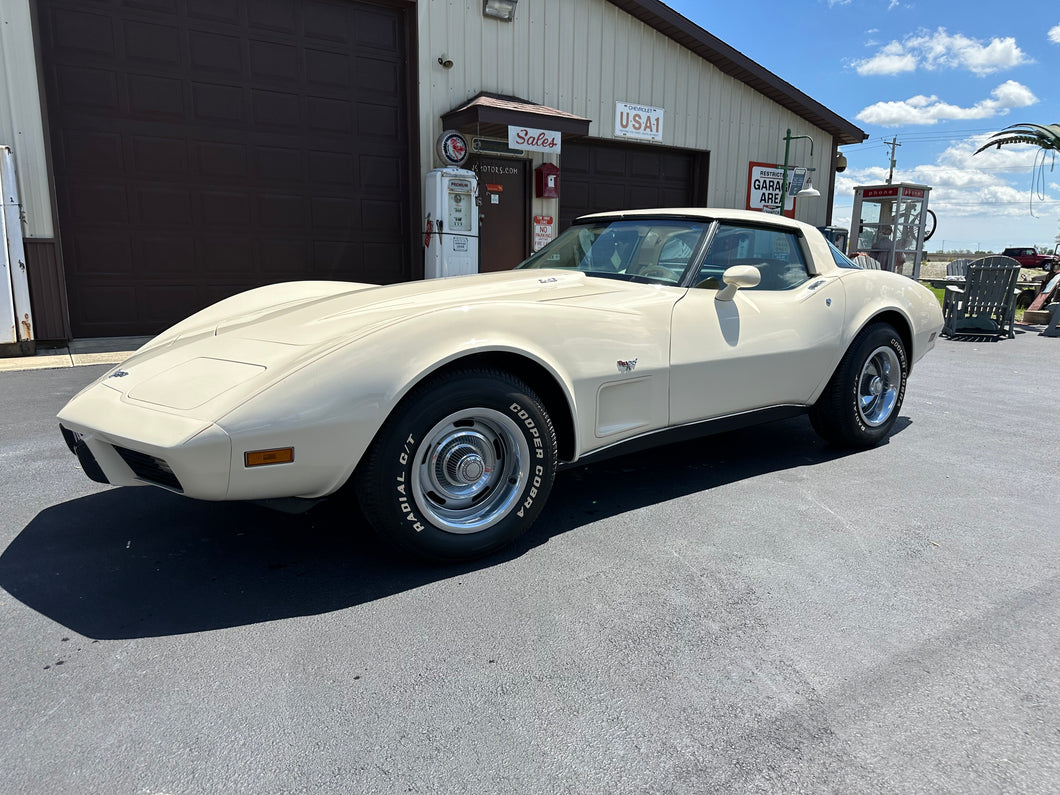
245, 448, 294, 467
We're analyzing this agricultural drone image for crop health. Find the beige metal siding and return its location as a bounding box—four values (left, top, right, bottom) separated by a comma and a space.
0, 0, 53, 237
417, 0, 832, 224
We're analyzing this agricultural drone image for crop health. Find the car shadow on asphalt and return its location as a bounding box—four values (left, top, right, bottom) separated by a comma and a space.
0, 416, 907, 640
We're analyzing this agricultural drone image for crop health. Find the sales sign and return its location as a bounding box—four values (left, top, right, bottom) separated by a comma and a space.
615, 102, 664, 141
508, 126, 561, 154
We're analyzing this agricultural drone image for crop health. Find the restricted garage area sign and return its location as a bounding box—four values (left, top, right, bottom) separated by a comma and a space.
746, 161, 795, 217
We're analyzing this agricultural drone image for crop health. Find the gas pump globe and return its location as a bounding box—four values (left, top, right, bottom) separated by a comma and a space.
850, 183, 934, 279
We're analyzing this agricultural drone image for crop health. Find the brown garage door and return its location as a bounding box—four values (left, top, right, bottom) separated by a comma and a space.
38, 0, 414, 337
560, 140, 705, 230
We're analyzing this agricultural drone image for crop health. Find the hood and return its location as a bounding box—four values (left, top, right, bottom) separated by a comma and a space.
215, 270, 639, 345
80, 271, 659, 412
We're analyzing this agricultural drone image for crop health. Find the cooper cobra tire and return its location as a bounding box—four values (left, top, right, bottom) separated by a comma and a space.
355, 369, 557, 561
809, 322, 908, 448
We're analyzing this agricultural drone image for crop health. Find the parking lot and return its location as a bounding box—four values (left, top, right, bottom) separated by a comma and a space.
1, 326, 1058, 793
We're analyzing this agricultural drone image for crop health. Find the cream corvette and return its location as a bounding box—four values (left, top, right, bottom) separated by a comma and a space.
58, 209, 944, 560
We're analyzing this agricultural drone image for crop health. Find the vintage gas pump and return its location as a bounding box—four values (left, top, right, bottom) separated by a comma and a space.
424, 167, 479, 279
850, 182, 935, 279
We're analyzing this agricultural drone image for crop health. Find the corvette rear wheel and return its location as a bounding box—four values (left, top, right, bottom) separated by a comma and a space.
809, 322, 908, 448
355, 369, 557, 561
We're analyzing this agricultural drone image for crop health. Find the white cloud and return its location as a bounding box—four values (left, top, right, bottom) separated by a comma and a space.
1049, 24, 1060, 44
835, 137, 1059, 244
852, 27, 1030, 76
856, 80, 1037, 126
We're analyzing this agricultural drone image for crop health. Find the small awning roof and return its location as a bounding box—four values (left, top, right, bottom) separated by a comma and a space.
441, 92, 592, 137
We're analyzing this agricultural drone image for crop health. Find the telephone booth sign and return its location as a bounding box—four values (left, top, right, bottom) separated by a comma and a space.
850, 183, 932, 279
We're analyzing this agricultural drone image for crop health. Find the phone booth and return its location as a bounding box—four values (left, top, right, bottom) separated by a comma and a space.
424, 167, 479, 278
850, 183, 933, 279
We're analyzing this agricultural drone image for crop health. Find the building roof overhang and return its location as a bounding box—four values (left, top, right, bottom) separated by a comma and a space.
607, 0, 866, 146
441, 92, 592, 138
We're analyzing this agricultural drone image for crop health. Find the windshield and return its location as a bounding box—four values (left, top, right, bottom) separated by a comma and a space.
517, 219, 710, 285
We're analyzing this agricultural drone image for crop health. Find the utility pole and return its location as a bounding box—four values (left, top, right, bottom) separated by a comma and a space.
885, 136, 901, 184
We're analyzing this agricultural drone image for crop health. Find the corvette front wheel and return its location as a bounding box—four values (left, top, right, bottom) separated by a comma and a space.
355, 369, 557, 561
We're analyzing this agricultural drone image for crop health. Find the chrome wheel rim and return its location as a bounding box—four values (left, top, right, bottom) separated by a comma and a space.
857, 346, 901, 427
412, 408, 531, 534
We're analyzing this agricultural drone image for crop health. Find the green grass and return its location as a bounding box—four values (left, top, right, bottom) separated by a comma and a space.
927, 284, 1027, 322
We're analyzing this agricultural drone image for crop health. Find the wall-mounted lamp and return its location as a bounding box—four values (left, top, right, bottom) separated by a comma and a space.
437, 53, 454, 69
483, 0, 518, 22
797, 177, 820, 199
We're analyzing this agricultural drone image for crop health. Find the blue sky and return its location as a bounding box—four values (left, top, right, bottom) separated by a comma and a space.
661, 0, 1059, 253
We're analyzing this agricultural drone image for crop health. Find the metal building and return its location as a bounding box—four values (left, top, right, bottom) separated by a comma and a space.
0, 0, 864, 342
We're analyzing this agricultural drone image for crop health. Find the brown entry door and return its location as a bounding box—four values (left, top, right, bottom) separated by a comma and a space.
472, 157, 529, 272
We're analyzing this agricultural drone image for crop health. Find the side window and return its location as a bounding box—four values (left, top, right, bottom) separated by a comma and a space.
829, 240, 860, 269
698, 223, 810, 290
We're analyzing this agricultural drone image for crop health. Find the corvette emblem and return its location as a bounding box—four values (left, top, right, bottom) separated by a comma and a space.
617, 358, 637, 373
108, 370, 129, 378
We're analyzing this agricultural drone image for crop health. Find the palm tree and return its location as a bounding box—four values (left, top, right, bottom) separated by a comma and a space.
974, 123, 1060, 154
975, 124, 1059, 216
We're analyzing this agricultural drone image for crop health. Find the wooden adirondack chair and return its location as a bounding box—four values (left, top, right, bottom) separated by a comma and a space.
941, 256, 1021, 339
945, 258, 972, 279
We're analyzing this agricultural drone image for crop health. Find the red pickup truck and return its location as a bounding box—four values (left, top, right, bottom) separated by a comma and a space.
1002, 246, 1060, 271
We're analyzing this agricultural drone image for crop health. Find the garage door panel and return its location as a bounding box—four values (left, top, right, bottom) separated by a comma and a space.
63, 131, 124, 174
260, 239, 310, 275
305, 3, 351, 43
258, 195, 307, 229
308, 97, 354, 134
141, 284, 202, 324
200, 191, 251, 227
356, 102, 399, 138
191, 82, 245, 124
126, 0, 180, 15
189, 31, 243, 74
250, 41, 299, 82
52, 9, 115, 56
136, 186, 193, 224
130, 136, 189, 175
136, 235, 197, 277
248, 0, 298, 33
78, 284, 137, 326
71, 234, 133, 276
307, 49, 351, 87
128, 74, 185, 118
187, 0, 239, 25
357, 9, 401, 49
68, 183, 129, 224
251, 90, 301, 128
60, 66, 120, 110
309, 151, 355, 184
124, 19, 181, 65
200, 238, 255, 276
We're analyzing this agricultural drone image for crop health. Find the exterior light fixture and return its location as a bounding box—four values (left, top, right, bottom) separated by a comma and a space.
778, 128, 819, 213
797, 177, 820, 199
483, 0, 518, 21
437, 53, 454, 69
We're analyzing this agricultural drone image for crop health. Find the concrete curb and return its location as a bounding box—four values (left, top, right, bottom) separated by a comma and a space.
0, 336, 151, 373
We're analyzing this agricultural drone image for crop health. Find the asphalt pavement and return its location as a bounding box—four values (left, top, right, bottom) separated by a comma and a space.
1, 324, 1058, 793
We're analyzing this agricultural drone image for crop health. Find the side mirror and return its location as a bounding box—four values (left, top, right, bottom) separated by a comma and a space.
716, 265, 761, 301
